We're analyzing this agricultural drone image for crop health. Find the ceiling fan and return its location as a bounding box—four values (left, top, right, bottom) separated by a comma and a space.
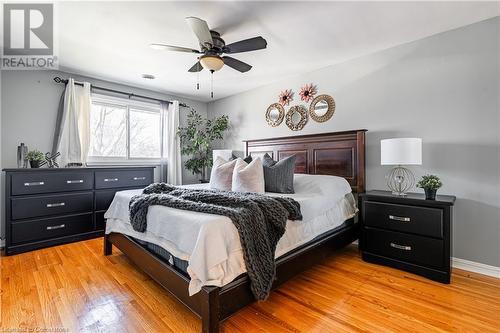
150, 17, 267, 75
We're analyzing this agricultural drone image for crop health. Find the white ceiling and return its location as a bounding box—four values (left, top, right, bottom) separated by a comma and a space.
57, 1, 500, 102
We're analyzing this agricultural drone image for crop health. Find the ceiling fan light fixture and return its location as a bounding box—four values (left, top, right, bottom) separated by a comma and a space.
199, 55, 224, 71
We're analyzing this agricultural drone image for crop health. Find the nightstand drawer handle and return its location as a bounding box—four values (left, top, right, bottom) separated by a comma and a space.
24, 181, 45, 186
46, 202, 65, 208
389, 215, 411, 222
133, 176, 146, 181
46, 224, 65, 230
66, 179, 83, 184
104, 178, 118, 182
390, 242, 412, 251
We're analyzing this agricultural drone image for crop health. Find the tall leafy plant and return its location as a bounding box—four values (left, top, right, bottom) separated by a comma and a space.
177, 108, 229, 179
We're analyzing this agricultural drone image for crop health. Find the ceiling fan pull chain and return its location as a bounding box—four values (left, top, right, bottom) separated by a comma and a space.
196, 60, 200, 90
210, 70, 214, 99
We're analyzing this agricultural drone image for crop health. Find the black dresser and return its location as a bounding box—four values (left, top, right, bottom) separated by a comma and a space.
3, 167, 154, 255
360, 190, 456, 283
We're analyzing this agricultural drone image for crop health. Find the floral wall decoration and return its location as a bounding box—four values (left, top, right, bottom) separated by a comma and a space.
267, 83, 335, 131
299, 83, 317, 103
278, 89, 294, 106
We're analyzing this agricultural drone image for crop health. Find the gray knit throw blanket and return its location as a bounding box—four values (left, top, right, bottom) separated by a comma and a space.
129, 183, 302, 300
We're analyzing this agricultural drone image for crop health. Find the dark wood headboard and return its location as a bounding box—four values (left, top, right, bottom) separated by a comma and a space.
244, 129, 367, 193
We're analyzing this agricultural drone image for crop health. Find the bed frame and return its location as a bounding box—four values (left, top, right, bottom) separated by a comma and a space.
104, 129, 367, 333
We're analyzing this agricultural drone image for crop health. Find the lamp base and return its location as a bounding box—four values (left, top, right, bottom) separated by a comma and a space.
391, 191, 408, 196
386, 166, 415, 196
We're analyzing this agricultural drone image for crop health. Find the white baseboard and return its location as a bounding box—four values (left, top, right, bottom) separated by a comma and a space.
452, 257, 500, 278
0, 238, 4, 249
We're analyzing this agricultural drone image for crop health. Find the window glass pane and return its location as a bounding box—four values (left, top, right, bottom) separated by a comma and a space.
89, 103, 127, 157
129, 108, 161, 158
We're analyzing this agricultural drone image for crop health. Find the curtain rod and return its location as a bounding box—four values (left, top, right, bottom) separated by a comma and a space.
53, 76, 189, 108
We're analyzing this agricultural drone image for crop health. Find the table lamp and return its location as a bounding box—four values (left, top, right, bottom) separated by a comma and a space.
381, 138, 422, 196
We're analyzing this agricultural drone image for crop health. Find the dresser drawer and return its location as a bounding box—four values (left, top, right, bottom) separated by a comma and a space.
11, 192, 93, 220
95, 211, 106, 231
11, 171, 93, 196
95, 169, 152, 189
95, 188, 143, 211
95, 190, 118, 211
365, 227, 444, 269
11, 214, 93, 244
364, 201, 443, 238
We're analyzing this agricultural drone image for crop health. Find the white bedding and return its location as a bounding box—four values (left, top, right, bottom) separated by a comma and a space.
105, 174, 358, 295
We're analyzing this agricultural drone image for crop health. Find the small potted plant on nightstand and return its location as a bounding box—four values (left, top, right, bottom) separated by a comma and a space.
26, 150, 45, 168
417, 174, 442, 200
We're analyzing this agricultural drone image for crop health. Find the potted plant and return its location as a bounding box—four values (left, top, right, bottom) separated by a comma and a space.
177, 108, 229, 182
417, 174, 442, 200
26, 150, 45, 168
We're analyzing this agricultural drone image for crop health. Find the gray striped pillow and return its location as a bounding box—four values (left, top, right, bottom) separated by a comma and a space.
262, 154, 296, 193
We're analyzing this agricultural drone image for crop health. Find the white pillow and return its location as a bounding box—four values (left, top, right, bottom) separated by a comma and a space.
232, 158, 265, 193
209, 157, 237, 191
293, 174, 352, 200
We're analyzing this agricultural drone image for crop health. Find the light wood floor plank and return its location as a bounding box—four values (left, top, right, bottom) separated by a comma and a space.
1, 239, 498, 332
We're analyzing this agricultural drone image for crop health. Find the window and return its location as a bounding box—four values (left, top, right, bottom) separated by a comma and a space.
88, 94, 163, 162
129, 108, 161, 158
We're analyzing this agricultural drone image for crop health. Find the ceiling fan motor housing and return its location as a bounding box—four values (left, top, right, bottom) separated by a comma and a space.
201, 30, 225, 53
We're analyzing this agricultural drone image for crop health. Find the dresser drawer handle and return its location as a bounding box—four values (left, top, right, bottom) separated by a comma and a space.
389, 215, 411, 222
24, 181, 45, 186
66, 179, 84, 184
104, 178, 118, 182
46, 224, 65, 230
133, 177, 146, 181
46, 202, 65, 208
390, 242, 412, 251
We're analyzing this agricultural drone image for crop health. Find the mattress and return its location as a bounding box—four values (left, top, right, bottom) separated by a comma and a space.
105, 174, 358, 295
132, 218, 354, 276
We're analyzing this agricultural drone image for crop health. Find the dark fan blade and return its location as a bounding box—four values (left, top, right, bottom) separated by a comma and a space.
224, 36, 267, 54
150, 43, 200, 53
188, 61, 203, 72
223, 56, 252, 73
185, 17, 213, 48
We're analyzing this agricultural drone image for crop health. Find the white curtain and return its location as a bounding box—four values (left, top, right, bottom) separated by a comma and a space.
53, 78, 91, 167
161, 101, 182, 185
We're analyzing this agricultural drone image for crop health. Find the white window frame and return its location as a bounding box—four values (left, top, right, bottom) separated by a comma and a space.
87, 93, 163, 165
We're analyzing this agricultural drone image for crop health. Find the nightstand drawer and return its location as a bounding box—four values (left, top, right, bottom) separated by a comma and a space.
95, 170, 152, 189
11, 214, 93, 244
364, 201, 443, 238
11, 192, 93, 220
365, 227, 444, 269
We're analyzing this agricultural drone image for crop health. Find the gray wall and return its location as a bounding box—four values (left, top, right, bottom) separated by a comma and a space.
1, 69, 208, 240
208, 18, 500, 267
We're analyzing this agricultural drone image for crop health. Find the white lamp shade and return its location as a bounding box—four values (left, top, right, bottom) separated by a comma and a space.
381, 138, 422, 165
212, 149, 233, 163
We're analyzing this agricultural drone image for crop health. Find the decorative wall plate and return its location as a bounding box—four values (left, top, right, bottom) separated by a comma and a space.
286, 105, 308, 131
266, 103, 285, 127
309, 94, 335, 123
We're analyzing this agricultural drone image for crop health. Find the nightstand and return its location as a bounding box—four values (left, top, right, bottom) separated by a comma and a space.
359, 190, 456, 283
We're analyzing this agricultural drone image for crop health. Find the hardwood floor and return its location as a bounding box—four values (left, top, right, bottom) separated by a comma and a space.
1, 239, 498, 332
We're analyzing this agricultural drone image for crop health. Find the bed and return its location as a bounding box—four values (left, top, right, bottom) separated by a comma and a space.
104, 129, 366, 333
